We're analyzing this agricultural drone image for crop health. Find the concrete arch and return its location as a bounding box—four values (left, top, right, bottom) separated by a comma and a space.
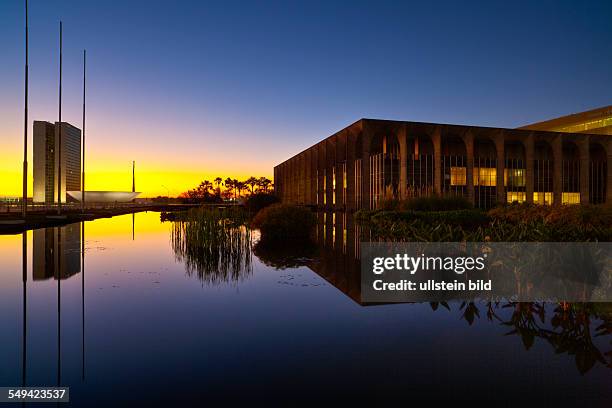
589, 142, 607, 204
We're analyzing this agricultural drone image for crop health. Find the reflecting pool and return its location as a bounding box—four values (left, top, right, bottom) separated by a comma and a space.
0, 211, 610, 405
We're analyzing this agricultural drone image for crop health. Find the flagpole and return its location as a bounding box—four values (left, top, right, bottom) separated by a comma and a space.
22, 0, 28, 218
82, 50, 86, 211
57, 21, 63, 215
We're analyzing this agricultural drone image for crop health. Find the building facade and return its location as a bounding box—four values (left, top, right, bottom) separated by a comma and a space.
520, 105, 612, 135
33, 121, 82, 204
274, 116, 611, 210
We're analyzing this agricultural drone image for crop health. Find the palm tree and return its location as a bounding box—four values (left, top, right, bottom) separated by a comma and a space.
214, 177, 222, 189
224, 177, 234, 200
258, 177, 272, 192
232, 179, 240, 198
198, 180, 213, 195
235, 181, 245, 198
245, 176, 258, 194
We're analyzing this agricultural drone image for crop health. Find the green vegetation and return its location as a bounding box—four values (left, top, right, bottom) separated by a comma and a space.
356, 199, 612, 242
171, 207, 252, 284
428, 301, 612, 374
245, 192, 280, 214
251, 204, 316, 242
380, 195, 473, 212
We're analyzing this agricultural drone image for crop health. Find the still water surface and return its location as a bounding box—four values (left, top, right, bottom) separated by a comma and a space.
0, 211, 610, 405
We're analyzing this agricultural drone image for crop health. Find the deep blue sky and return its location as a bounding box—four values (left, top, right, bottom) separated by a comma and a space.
1, 0, 611, 195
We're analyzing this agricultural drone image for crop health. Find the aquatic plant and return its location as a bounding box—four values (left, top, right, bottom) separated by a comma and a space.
171, 207, 252, 285
428, 301, 612, 374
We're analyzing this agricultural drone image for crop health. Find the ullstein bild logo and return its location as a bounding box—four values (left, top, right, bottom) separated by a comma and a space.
361, 242, 612, 303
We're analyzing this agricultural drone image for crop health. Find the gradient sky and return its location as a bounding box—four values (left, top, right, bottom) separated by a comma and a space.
1, 0, 611, 197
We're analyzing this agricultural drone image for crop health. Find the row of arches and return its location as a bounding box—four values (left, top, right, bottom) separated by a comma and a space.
274, 122, 610, 210
366, 129, 608, 209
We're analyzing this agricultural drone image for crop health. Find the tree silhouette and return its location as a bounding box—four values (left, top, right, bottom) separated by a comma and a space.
246, 176, 258, 194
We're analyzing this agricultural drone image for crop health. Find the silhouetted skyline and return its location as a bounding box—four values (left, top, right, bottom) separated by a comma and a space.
1, 0, 611, 196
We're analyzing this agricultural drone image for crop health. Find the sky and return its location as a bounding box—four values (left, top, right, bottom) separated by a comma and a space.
1, 0, 611, 197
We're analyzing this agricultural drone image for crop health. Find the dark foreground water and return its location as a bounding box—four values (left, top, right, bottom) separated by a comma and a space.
0, 212, 610, 406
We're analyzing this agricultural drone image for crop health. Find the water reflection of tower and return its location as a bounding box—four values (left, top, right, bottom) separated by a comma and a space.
33, 224, 81, 280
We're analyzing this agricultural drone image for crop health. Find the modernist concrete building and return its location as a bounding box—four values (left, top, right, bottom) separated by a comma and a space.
274, 107, 612, 210
33, 121, 82, 204
520, 105, 612, 135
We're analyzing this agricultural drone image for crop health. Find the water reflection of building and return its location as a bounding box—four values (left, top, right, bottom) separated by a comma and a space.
33, 224, 81, 280
310, 212, 367, 305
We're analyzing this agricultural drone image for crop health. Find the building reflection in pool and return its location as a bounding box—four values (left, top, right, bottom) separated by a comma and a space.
262, 211, 612, 375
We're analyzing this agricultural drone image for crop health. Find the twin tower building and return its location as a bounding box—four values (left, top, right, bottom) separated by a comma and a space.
33, 121, 82, 204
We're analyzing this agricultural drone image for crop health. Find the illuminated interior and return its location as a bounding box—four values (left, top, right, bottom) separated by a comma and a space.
533, 192, 553, 205
449, 167, 466, 186
562, 192, 581, 205
551, 116, 612, 133
474, 167, 496, 186
506, 192, 526, 203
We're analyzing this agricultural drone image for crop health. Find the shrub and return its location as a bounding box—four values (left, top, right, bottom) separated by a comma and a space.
245, 193, 280, 213
379, 198, 401, 211
356, 203, 612, 242
251, 204, 316, 242
401, 195, 473, 211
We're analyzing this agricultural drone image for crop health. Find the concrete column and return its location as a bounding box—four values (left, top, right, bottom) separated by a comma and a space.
326, 139, 333, 208
432, 126, 442, 195
524, 134, 534, 203
495, 132, 505, 204
552, 135, 563, 206
305, 150, 311, 205
346, 130, 356, 211
398, 126, 408, 200
362, 126, 372, 209
318, 142, 325, 207
464, 131, 475, 205
578, 136, 590, 204
311, 148, 316, 205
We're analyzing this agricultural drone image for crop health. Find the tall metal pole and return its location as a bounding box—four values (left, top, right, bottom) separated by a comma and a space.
57, 21, 63, 215
22, 232, 27, 388
22, 0, 28, 218
82, 50, 86, 211
57, 228, 62, 386
132, 161, 135, 192
81, 222, 85, 380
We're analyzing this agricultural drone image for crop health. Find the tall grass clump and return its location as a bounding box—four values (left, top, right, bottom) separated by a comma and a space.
171, 207, 252, 284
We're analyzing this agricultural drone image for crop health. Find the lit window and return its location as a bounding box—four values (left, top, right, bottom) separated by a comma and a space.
475, 167, 496, 186
506, 192, 526, 203
533, 192, 553, 205
332, 166, 336, 205
323, 169, 326, 205
450, 167, 466, 186
504, 169, 525, 187
562, 192, 580, 205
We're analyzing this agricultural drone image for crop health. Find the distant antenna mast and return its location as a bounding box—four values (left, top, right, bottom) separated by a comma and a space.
57, 21, 63, 214
81, 49, 86, 211
132, 161, 135, 192
22, 0, 29, 218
